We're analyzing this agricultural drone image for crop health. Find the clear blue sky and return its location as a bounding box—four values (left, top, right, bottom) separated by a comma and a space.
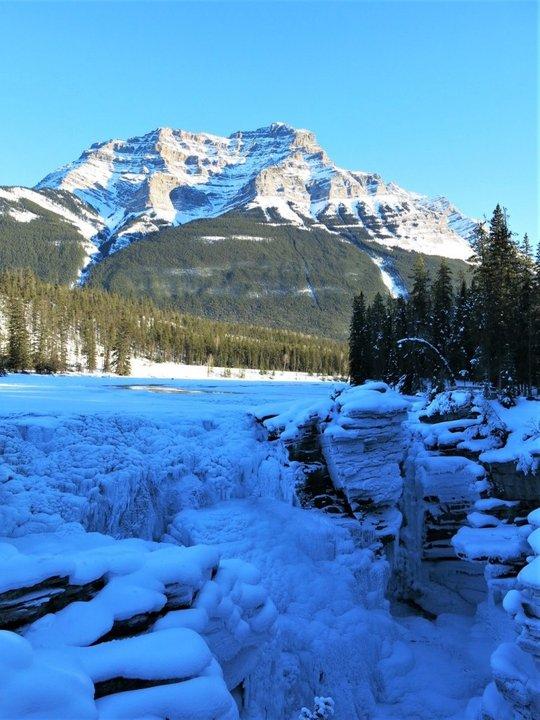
0, 1, 537, 239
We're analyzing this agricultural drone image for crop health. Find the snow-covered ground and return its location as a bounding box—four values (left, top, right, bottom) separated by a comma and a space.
128, 358, 339, 383
0, 373, 338, 420
0, 375, 537, 719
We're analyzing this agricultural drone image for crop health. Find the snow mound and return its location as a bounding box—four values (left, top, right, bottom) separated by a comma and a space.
0, 530, 276, 720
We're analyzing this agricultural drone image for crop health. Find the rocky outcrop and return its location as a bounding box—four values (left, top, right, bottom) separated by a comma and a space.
319, 383, 409, 544
398, 443, 489, 615
256, 382, 409, 553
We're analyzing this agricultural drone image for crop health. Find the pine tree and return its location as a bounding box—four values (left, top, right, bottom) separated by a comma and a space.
112, 322, 132, 376
533, 245, 540, 393
7, 297, 31, 371
514, 234, 536, 395
401, 257, 432, 391
368, 292, 388, 380
472, 205, 521, 391
430, 260, 453, 359
81, 320, 97, 372
410, 256, 431, 336
449, 279, 475, 381
348, 293, 371, 385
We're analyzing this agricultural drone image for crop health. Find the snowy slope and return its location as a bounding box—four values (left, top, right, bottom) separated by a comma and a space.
35, 123, 477, 261
0, 186, 103, 240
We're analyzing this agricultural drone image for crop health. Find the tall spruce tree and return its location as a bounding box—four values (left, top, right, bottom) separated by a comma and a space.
410, 256, 431, 336
7, 297, 31, 371
348, 293, 371, 385
368, 293, 388, 380
400, 257, 432, 391
81, 320, 97, 372
514, 234, 536, 395
474, 205, 520, 389
112, 322, 132, 376
449, 279, 475, 381
430, 260, 453, 360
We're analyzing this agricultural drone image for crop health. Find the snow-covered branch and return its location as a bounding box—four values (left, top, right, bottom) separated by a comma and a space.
397, 336, 455, 382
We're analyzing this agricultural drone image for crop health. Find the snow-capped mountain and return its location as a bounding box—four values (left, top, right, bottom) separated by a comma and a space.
35, 123, 476, 260
0, 123, 479, 336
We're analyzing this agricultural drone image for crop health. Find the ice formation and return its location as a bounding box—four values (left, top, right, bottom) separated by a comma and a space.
0, 375, 538, 719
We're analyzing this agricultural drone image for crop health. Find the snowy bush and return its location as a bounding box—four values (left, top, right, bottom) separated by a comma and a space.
298, 696, 335, 719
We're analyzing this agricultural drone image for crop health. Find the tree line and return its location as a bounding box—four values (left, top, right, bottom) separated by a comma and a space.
349, 205, 539, 404
0, 270, 348, 377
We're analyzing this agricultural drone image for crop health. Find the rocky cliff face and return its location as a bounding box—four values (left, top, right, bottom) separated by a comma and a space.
33, 122, 476, 261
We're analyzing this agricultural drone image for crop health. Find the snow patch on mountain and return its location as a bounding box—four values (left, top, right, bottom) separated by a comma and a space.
370, 256, 408, 299
7, 207, 39, 223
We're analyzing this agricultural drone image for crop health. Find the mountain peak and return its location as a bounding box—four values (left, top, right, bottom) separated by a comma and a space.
34, 123, 476, 261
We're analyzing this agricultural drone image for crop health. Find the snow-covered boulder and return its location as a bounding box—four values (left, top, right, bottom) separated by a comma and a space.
0, 530, 276, 720
319, 383, 409, 540
476, 512, 540, 719
397, 443, 488, 614
419, 389, 476, 424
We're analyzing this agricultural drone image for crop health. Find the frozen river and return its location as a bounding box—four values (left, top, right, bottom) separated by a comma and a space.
0, 374, 509, 720
0, 374, 342, 422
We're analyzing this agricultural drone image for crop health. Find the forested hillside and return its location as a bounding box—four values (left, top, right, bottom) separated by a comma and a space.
349, 206, 539, 402
0, 270, 347, 376
0, 197, 87, 284
88, 213, 470, 339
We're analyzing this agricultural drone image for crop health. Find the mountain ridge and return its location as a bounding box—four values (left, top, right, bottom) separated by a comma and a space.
0, 123, 476, 337
33, 122, 476, 261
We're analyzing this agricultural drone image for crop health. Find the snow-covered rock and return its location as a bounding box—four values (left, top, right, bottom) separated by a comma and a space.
320, 383, 409, 539
256, 381, 409, 542
0, 530, 276, 720
398, 444, 488, 615
478, 509, 540, 720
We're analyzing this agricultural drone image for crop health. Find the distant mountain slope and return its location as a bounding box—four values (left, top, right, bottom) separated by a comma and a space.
0, 123, 475, 333
0, 187, 103, 283
88, 213, 470, 338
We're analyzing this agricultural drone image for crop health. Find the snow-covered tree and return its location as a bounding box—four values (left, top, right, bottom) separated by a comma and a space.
298, 696, 335, 720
